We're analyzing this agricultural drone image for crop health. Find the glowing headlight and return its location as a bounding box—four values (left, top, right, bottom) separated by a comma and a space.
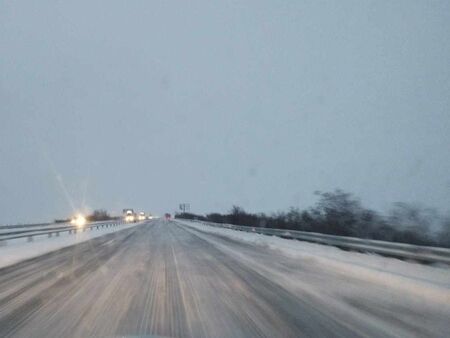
73, 215, 86, 227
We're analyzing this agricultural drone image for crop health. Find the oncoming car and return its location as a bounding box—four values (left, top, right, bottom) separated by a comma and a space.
123, 209, 136, 223
70, 214, 87, 227
138, 212, 146, 221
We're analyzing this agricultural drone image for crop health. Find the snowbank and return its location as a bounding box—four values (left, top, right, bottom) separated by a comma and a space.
0, 222, 144, 269
177, 220, 450, 304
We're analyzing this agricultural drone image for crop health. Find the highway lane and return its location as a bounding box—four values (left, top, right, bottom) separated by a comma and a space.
0, 220, 448, 337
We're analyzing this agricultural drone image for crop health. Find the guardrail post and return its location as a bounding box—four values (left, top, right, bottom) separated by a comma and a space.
56, 232, 60, 237
28, 236, 33, 242
48, 232, 52, 238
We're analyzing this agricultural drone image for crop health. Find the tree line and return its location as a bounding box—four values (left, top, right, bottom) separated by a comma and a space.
175, 190, 450, 248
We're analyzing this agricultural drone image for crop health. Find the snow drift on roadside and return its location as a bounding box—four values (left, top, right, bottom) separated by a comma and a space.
0, 222, 144, 269
177, 220, 450, 304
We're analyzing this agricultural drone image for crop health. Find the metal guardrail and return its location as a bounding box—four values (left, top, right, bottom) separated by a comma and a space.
0, 221, 126, 246
0, 222, 52, 230
188, 220, 450, 265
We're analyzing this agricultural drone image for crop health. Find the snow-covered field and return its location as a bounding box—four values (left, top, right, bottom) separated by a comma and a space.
0, 222, 144, 269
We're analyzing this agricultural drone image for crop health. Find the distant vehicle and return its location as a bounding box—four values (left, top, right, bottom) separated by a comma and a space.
164, 213, 171, 220
70, 214, 87, 227
138, 212, 146, 221
123, 209, 136, 223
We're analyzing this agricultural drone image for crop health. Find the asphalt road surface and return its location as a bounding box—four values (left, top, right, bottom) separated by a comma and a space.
0, 220, 448, 338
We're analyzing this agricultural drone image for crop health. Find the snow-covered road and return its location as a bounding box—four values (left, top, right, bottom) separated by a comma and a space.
0, 220, 448, 337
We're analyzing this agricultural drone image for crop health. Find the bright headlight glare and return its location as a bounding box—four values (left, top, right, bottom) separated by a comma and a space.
74, 215, 86, 227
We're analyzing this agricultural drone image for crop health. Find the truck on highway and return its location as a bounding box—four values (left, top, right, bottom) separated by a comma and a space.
123, 209, 136, 223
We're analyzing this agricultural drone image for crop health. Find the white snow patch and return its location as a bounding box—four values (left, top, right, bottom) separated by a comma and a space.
177, 220, 450, 304
0, 222, 144, 269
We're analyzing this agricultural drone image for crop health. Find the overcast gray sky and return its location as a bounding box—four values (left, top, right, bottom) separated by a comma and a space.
1, 1, 450, 224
